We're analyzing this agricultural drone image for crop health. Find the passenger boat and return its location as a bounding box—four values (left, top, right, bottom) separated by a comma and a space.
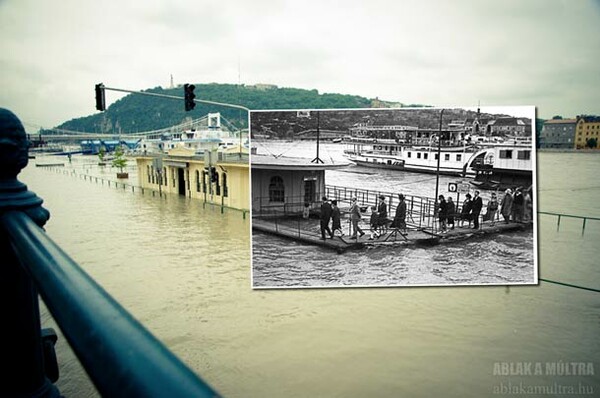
343, 123, 482, 177
467, 141, 533, 190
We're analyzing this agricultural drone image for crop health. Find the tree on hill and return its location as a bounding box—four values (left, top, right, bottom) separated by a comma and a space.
50, 83, 400, 135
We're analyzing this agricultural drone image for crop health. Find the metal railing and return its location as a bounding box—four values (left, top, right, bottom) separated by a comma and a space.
325, 185, 438, 231
0, 108, 220, 397
252, 185, 514, 236
252, 188, 441, 233
538, 211, 600, 236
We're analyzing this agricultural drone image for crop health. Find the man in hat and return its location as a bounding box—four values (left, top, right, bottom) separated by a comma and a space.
512, 187, 524, 222
320, 196, 333, 240
484, 192, 499, 226
349, 197, 365, 238
471, 190, 483, 229
438, 195, 448, 233
377, 195, 388, 232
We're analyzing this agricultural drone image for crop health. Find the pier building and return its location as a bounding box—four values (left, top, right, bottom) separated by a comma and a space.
136, 145, 250, 212
251, 154, 349, 215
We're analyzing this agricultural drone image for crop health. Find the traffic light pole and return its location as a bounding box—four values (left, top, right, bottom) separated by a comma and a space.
100, 86, 251, 113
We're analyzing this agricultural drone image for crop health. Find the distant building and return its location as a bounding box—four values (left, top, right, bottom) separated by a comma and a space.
464, 116, 493, 135
135, 146, 249, 211
251, 84, 278, 91
488, 117, 528, 136
574, 115, 600, 149
539, 119, 576, 149
370, 97, 403, 108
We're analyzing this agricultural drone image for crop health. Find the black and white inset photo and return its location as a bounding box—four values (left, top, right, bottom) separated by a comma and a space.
250, 106, 537, 289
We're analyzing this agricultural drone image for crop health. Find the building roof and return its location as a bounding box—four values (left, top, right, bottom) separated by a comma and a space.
251, 154, 350, 170
577, 115, 600, 123
490, 117, 528, 126
544, 118, 577, 124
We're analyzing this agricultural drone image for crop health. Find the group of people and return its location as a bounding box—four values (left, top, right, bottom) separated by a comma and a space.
364, 195, 389, 239
438, 190, 484, 233
498, 186, 533, 224
320, 194, 408, 240
318, 187, 532, 241
437, 187, 532, 233
318, 196, 344, 240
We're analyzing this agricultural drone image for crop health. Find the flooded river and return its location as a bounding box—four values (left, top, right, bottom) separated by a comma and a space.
20, 149, 600, 397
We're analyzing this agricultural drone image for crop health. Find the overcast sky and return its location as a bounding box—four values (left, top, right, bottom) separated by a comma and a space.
1, 0, 599, 132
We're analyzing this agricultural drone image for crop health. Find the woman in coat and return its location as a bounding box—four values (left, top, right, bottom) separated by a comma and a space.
460, 193, 472, 227
500, 189, 513, 224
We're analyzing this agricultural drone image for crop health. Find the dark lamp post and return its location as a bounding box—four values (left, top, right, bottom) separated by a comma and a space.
311, 111, 324, 164
434, 109, 445, 216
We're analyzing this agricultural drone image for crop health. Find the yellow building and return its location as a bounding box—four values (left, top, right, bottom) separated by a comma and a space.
136, 146, 250, 212
574, 115, 600, 149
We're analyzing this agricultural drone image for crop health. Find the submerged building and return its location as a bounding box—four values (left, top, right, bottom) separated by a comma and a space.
539, 119, 576, 149
135, 146, 250, 212
575, 115, 600, 149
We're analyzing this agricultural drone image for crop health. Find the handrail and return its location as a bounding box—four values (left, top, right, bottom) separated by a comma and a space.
538, 211, 599, 235
0, 108, 220, 397
1, 211, 219, 397
537, 211, 600, 220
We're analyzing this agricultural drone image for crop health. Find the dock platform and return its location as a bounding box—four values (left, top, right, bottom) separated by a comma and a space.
252, 217, 532, 253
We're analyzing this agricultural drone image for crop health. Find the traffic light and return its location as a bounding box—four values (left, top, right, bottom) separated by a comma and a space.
95, 83, 106, 111
184, 83, 196, 111
210, 167, 217, 183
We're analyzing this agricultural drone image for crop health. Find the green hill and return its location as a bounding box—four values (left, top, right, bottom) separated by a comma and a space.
49, 83, 419, 134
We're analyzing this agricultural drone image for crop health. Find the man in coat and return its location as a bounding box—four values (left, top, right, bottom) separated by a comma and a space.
349, 197, 365, 238
471, 190, 483, 229
320, 196, 333, 240
377, 195, 388, 232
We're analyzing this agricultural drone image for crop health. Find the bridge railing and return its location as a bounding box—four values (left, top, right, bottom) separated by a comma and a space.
0, 108, 220, 397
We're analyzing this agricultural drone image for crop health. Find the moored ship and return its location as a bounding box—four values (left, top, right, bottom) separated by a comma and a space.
343, 123, 481, 176
467, 141, 533, 190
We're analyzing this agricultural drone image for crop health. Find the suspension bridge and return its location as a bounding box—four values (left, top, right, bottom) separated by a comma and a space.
28, 113, 247, 146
